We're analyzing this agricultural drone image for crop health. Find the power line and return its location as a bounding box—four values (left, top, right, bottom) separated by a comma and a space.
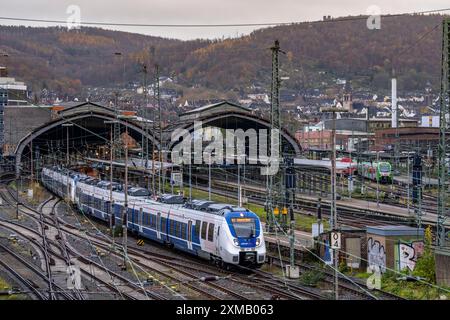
0, 8, 449, 28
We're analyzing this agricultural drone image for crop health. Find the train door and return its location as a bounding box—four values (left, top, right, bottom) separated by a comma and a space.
156, 212, 161, 240
187, 220, 193, 251
139, 208, 143, 233
215, 225, 221, 256
130, 206, 135, 230
120, 206, 124, 226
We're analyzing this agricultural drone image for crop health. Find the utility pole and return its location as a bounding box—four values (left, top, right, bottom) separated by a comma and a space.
104, 120, 117, 240
321, 104, 345, 300
407, 154, 411, 216
155, 64, 163, 195
110, 125, 115, 241
238, 155, 241, 207
331, 110, 339, 300
113, 52, 123, 162
376, 151, 380, 208
30, 139, 33, 184
142, 63, 151, 194
412, 153, 423, 229
122, 125, 129, 268
266, 40, 285, 232
208, 154, 211, 201
437, 18, 450, 247
285, 155, 298, 278
189, 156, 192, 201
62, 123, 73, 203
15, 172, 19, 219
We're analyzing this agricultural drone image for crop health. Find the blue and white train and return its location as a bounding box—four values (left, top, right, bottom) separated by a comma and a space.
41, 167, 266, 267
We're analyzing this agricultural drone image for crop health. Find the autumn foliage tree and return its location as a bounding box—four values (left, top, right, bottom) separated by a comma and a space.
413, 226, 436, 283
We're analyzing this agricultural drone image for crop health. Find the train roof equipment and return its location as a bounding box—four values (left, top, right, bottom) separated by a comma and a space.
184, 199, 214, 211
127, 187, 151, 197
158, 194, 184, 204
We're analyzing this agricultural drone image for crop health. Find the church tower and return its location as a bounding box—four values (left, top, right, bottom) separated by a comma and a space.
343, 81, 353, 112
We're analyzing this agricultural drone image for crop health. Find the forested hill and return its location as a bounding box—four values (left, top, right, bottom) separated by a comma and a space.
0, 13, 447, 96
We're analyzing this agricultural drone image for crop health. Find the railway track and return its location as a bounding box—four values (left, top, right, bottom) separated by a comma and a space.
0, 247, 48, 300
0, 222, 77, 300
52, 193, 327, 300
193, 178, 415, 229
194, 167, 442, 225
56, 204, 369, 300
49, 181, 411, 301
0, 176, 412, 300
0, 188, 160, 300
3, 185, 246, 300
265, 254, 404, 300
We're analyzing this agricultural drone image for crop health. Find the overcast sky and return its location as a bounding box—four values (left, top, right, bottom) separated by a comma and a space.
0, 0, 449, 40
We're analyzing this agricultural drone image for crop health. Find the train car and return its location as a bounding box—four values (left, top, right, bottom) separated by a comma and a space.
41, 167, 78, 200
40, 166, 266, 268
293, 158, 358, 175
357, 161, 392, 183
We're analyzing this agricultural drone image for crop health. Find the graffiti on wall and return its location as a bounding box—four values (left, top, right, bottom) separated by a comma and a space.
367, 237, 386, 273
399, 241, 424, 272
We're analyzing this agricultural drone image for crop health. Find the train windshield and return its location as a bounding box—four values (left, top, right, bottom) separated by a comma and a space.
231, 218, 256, 238
379, 163, 391, 172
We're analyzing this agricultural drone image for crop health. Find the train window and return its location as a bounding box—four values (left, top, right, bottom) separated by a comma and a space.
181, 223, 186, 240
195, 220, 201, 238
187, 221, 192, 242
201, 222, 207, 240
169, 220, 174, 235
176, 221, 181, 238
207, 223, 215, 242
161, 217, 167, 233
150, 214, 156, 228
157, 212, 161, 231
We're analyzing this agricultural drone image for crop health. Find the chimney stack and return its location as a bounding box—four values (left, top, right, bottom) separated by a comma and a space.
391, 78, 397, 128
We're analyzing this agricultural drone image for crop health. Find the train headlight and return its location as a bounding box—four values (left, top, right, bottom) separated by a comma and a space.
233, 239, 239, 246
256, 238, 261, 247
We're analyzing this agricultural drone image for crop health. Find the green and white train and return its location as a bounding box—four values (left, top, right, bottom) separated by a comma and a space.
357, 161, 393, 183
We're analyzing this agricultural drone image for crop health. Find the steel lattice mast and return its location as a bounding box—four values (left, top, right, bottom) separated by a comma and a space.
437, 18, 450, 247
266, 40, 284, 232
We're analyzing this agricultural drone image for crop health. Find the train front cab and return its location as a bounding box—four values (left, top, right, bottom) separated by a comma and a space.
221, 212, 265, 267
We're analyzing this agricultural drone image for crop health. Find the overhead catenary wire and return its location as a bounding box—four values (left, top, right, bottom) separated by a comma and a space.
0, 8, 449, 28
